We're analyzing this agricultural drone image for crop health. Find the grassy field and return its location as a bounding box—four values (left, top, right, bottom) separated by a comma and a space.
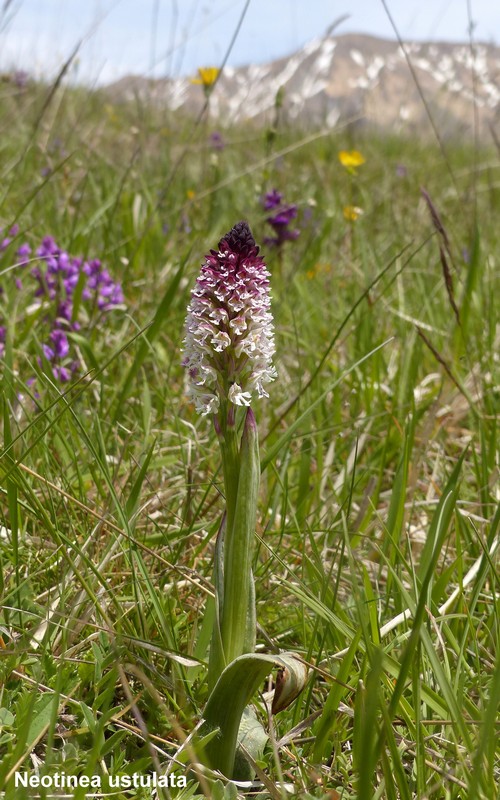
0, 70, 499, 800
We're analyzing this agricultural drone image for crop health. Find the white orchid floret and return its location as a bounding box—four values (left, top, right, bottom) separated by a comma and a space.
228, 383, 252, 406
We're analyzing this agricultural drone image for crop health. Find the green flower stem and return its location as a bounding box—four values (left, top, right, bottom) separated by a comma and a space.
220, 407, 259, 666
207, 514, 226, 690
208, 402, 240, 690
217, 400, 240, 538
209, 407, 259, 689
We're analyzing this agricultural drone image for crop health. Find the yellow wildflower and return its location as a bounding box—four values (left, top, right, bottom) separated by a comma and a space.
190, 67, 220, 88
338, 150, 366, 171
343, 205, 363, 222
186, 189, 196, 200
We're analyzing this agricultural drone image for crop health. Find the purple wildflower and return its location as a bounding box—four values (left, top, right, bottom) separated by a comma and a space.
83, 258, 102, 286
98, 281, 124, 310
262, 190, 300, 248
30, 243, 123, 315
53, 365, 72, 383
36, 236, 59, 272
183, 221, 276, 415
17, 243, 31, 266
1, 230, 124, 384
49, 328, 70, 359
37, 236, 57, 256
209, 131, 225, 151
269, 205, 298, 228
0, 325, 5, 358
42, 343, 55, 361
57, 299, 73, 321
0, 224, 20, 252
263, 189, 283, 211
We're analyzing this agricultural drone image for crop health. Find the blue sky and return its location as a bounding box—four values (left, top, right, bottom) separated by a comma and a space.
0, 0, 498, 85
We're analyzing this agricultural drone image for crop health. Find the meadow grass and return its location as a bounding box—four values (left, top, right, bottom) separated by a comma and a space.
0, 72, 499, 799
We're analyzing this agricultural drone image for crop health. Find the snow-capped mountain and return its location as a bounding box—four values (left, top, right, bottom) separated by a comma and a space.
106, 33, 500, 136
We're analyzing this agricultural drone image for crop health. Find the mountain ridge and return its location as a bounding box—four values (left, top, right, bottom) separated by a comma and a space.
104, 32, 500, 136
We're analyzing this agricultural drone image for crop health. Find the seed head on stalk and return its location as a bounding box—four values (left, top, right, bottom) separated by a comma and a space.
182, 221, 276, 419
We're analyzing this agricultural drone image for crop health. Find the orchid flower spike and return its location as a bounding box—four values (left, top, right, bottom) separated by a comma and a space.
183, 221, 276, 416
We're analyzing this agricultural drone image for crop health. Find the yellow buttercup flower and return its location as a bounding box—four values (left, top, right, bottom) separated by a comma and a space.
190, 67, 220, 88
343, 205, 363, 221
338, 150, 366, 171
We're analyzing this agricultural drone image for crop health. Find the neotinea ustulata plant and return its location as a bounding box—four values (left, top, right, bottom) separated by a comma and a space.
183, 221, 307, 779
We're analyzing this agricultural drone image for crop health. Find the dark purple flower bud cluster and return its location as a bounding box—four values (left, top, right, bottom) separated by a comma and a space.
262, 190, 300, 248
0, 230, 124, 383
